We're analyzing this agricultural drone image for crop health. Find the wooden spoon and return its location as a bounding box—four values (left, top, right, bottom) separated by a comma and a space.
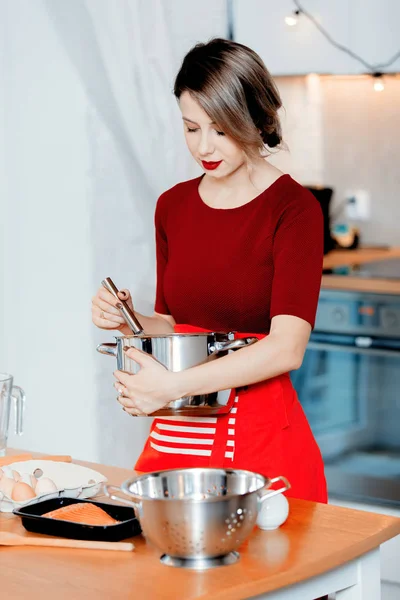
0, 531, 134, 551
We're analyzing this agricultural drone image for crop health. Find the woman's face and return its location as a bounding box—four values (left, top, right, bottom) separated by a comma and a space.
179, 91, 246, 178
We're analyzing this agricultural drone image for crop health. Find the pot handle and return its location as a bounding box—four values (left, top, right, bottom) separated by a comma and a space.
258, 476, 291, 504
96, 343, 118, 357
103, 484, 141, 509
211, 337, 259, 353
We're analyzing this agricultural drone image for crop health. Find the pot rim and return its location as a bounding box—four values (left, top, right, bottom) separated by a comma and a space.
114, 331, 235, 340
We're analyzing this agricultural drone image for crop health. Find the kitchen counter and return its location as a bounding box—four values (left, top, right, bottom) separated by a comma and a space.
2, 449, 400, 599
322, 247, 400, 294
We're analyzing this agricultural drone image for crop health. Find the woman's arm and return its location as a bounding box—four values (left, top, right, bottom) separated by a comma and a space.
175, 315, 310, 396
114, 315, 311, 416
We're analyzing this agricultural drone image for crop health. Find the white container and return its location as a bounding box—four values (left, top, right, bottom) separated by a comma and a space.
0, 460, 107, 513
256, 492, 289, 530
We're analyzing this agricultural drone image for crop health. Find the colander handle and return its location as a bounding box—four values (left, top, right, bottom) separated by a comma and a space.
258, 475, 291, 503
103, 484, 142, 508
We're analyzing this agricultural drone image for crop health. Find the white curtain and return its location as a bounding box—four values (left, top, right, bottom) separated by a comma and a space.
2, 0, 227, 467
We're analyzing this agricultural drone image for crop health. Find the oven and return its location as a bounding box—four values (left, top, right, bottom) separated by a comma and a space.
291, 290, 400, 506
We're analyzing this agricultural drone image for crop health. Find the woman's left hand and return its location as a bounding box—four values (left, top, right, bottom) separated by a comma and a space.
113, 347, 181, 416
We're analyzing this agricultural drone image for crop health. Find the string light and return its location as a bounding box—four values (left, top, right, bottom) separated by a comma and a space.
291, 0, 400, 89
285, 9, 301, 27
372, 73, 385, 92
373, 81, 385, 92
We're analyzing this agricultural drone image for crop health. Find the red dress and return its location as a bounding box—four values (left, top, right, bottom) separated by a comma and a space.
135, 174, 327, 503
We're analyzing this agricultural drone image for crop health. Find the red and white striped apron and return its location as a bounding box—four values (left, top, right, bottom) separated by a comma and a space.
135, 325, 327, 503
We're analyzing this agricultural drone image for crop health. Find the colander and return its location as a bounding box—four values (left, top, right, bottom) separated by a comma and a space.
104, 468, 290, 569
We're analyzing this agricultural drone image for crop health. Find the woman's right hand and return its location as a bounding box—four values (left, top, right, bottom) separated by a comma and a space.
91, 287, 133, 332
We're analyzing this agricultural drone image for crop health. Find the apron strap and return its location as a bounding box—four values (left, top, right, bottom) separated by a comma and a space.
208, 388, 237, 467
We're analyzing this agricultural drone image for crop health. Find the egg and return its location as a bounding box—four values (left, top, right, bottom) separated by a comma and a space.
0, 476, 16, 498
11, 482, 36, 502
17, 472, 34, 486
0, 468, 3, 480
35, 477, 58, 496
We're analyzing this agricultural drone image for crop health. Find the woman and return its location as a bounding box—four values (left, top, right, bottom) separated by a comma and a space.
92, 38, 327, 504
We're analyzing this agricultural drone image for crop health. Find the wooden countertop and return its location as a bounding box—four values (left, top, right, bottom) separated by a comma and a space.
322, 247, 400, 294
2, 450, 400, 599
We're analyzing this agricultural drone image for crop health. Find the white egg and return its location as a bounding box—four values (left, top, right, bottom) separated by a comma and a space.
0, 476, 16, 498
12, 470, 21, 482
35, 477, 58, 496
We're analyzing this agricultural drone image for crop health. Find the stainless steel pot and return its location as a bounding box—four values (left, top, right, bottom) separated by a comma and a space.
97, 332, 258, 416
104, 467, 290, 569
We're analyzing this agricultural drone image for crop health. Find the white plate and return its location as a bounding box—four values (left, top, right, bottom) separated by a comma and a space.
0, 460, 108, 513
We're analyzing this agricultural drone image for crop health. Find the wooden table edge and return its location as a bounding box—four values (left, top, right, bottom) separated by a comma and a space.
4, 449, 400, 600
194, 527, 400, 600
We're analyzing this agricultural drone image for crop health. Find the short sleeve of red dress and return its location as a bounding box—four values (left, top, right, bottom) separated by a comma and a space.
270, 198, 324, 328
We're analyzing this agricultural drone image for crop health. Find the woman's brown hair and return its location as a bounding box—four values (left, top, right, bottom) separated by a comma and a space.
173, 38, 283, 160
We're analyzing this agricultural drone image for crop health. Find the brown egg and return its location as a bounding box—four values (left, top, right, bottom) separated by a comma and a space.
11, 482, 36, 502
0, 476, 15, 498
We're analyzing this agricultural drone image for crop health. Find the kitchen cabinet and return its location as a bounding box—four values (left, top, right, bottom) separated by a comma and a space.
233, 0, 400, 75
330, 497, 400, 600
322, 247, 400, 294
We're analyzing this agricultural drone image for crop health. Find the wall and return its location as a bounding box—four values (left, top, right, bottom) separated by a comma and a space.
321, 75, 400, 245
269, 74, 400, 246
267, 75, 324, 185
1, 0, 98, 460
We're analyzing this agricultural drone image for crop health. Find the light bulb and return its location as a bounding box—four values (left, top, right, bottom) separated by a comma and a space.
284, 10, 300, 27
372, 73, 384, 92
285, 15, 298, 27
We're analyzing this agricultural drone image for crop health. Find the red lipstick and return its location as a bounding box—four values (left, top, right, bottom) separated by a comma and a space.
201, 160, 222, 171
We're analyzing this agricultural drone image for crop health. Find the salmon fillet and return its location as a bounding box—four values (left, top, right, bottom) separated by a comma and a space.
43, 503, 119, 526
